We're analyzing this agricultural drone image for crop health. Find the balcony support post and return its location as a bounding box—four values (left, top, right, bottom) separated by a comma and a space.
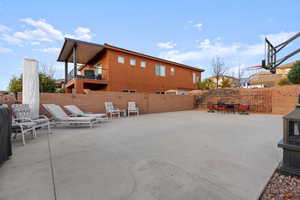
64, 61, 68, 85
73, 44, 77, 78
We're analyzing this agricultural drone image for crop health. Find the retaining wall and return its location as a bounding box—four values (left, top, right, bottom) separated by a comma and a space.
191, 85, 300, 114
19, 92, 196, 115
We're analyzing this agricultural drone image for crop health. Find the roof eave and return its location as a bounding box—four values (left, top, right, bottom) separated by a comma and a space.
57, 38, 105, 64
57, 38, 68, 62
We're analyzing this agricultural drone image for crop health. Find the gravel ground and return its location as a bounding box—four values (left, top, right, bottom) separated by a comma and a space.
260, 171, 300, 200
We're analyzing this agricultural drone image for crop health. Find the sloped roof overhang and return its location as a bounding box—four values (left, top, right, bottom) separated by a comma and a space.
57, 38, 104, 64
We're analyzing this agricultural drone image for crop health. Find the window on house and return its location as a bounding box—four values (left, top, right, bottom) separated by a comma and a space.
155, 65, 160, 76
130, 59, 136, 66
140, 61, 146, 68
160, 66, 166, 76
170, 67, 175, 76
192, 72, 197, 83
95, 65, 102, 75
155, 64, 166, 77
118, 56, 125, 64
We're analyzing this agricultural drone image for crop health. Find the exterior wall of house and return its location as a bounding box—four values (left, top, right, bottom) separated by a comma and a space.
70, 48, 202, 94
276, 67, 291, 75
79, 51, 110, 81
104, 49, 201, 93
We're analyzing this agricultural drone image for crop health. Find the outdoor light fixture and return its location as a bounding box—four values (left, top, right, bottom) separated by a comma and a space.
278, 94, 300, 176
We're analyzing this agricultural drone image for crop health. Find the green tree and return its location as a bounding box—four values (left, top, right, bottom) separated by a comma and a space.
8, 76, 22, 95
288, 61, 300, 84
39, 73, 56, 93
198, 78, 216, 90
220, 78, 232, 88
8, 73, 57, 94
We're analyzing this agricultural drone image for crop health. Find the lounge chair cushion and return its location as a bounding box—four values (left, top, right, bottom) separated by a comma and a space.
32, 118, 49, 125
59, 116, 96, 122
80, 113, 107, 118
64, 105, 107, 119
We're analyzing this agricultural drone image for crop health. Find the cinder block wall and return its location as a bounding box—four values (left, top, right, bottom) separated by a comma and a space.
193, 85, 300, 114
35, 92, 195, 114
194, 88, 273, 113
12, 85, 300, 115
0, 94, 16, 106
271, 86, 300, 114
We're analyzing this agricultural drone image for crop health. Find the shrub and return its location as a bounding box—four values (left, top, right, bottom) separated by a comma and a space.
56, 88, 65, 93
198, 78, 216, 90
278, 78, 290, 86
288, 61, 300, 84
8, 73, 57, 93
220, 78, 232, 88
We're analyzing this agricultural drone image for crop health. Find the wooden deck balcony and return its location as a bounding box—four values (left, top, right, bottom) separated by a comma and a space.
65, 69, 109, 94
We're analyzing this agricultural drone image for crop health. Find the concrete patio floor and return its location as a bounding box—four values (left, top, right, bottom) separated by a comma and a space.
0, 111, 282, 200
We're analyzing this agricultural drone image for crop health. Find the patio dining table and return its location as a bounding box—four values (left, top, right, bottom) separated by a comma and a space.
225, 103, 240, 113
211, 103, 249, 113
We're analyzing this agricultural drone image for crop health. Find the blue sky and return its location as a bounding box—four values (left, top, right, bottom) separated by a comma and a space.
1, 0, 300, 90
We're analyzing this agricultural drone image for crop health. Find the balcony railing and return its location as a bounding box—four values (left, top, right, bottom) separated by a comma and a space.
67, 68, 107, 82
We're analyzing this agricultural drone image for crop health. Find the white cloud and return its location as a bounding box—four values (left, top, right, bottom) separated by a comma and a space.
0, 47, 12, 53
157, 41, 177, 49
30, 41, 40, 46
241, 43, 264, 56
160, 50, 202, 63
193, 23, 203, 30
20, 18, 64, 40
160, 39, 240, 63
0, 18, 95, 48
1, 34, 23, 45
263, 32, 296, 46
0, 18, 64, 45
34, 47, 60, 53
159, 31, 297, 66
241, 31, 297, 57
0, 25, 10, 32
65, 27, 93, 41
13, 29, 53, 42
198, 39, 210, 49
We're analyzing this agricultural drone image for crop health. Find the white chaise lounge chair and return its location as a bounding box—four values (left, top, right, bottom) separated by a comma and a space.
127, 102, 139, 116
43, 104, 97, 128
64, 105, 108, 121
104, 102, 121, 118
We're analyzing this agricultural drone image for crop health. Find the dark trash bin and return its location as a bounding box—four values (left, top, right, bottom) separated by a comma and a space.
0, 107, 12, 165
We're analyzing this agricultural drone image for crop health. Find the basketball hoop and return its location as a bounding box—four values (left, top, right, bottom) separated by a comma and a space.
246, 65, 264, 70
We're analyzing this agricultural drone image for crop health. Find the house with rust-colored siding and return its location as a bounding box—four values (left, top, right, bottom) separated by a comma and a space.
57, 38, 204, 94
